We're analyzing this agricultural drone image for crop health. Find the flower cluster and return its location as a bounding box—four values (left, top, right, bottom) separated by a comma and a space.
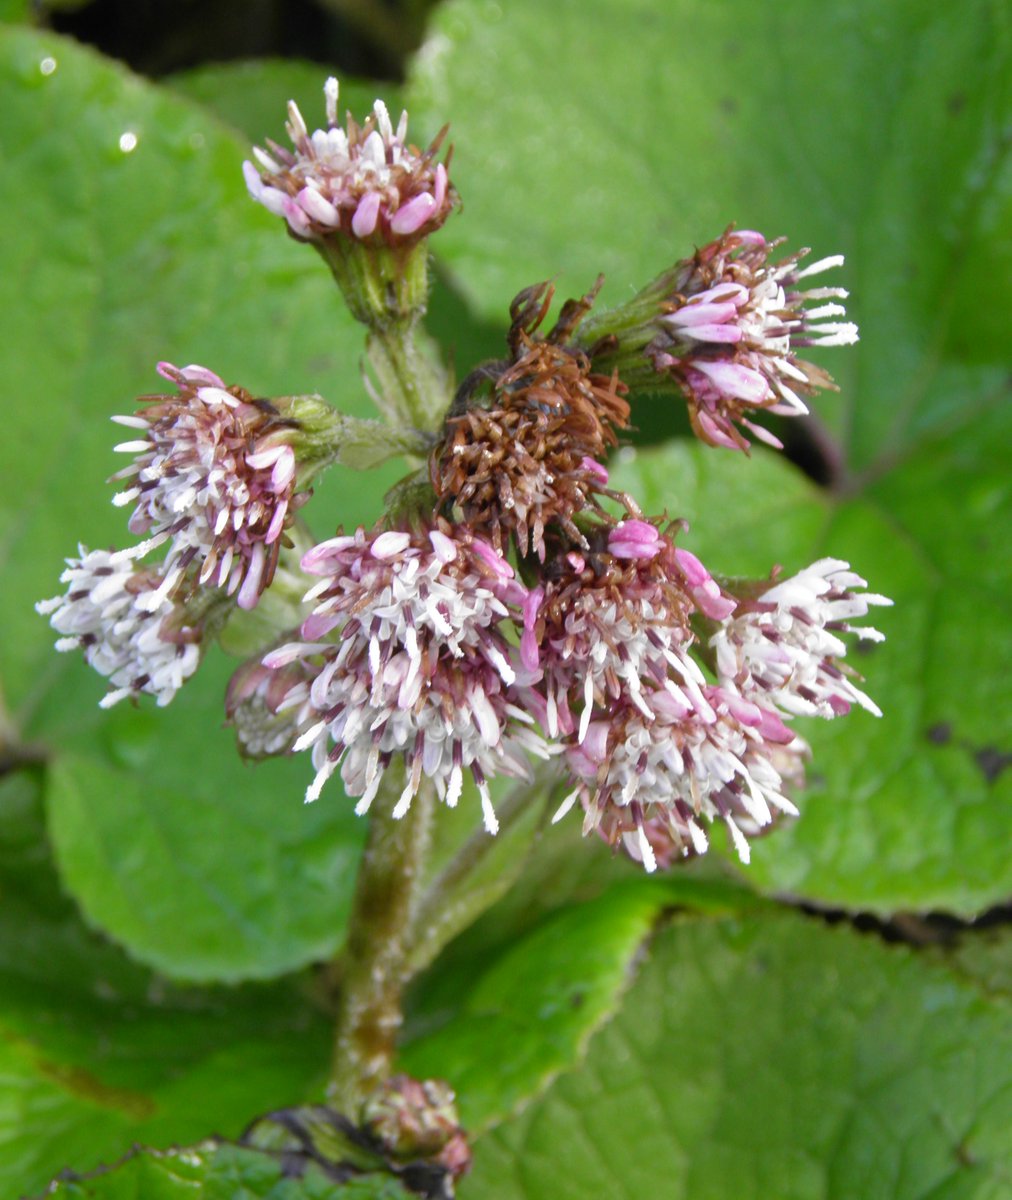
39, 76, 889, 878
241, 282, 886, 865
244, 77, 457, 246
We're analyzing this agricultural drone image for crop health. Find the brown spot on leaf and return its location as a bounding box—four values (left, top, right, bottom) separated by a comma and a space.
33, 1055, 156, 1118
926, 722, 952, 746
973, 746, 1012, 784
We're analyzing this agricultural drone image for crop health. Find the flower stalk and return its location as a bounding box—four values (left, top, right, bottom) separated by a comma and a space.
366, 320, 450, 433
329, 766, 434, 1114
407, 768, 559, 975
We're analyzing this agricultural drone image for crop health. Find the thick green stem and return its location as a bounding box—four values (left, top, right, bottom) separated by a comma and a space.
313, 236, 451, 432
366, 322, 449, 433
329, 768, 434, 1115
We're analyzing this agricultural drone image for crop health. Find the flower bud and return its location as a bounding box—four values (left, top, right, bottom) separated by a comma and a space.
361, 1075, 471, 1181
244, 78, 459, 325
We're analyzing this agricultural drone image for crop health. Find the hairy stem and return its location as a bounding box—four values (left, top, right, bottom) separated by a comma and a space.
329, 767, 434, 1114
367, 321, 449, 433
313, 237, 451, 433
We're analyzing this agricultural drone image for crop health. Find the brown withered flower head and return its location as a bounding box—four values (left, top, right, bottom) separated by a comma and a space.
430, 280, 633, 560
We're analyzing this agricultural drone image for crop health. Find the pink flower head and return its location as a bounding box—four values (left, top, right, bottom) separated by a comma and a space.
523, 523, 723, 745
648, 228, 859, 451
243, 78, 458, 246
109, 363, 307, 611
272, 524, 552, 832
553, 684, 803, 872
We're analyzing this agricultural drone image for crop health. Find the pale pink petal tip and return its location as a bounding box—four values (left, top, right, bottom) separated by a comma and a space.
180, 364, 226, 388
390, 191, 437, 236
282, 195, 312, 237
297, 186, 340, 227
371, 530, 412, 559
351, 190, 382, 238
428, 529, 458, 562
674, 548, 709, 586
237, 544, 266, 610
434, 162, 448, 208
696, 410, 741, 450
608, 519, 662, 560
242, 160, 262, 194
470, 538, 514, 579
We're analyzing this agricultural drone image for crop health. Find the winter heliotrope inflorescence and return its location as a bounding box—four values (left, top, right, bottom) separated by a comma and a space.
39, 78, 890, 872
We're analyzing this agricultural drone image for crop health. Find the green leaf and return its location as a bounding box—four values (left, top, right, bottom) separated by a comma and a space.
0, 0, 31, 24
0, 27, 409, 979
42, 678, 365, 982
411, 0, 1009, 470
608, 441, 831, 576
402, 877, 750, 1132
0, 776, 333, 1197
610, 434, 1012, 915
466, 910, 1012, 1200
43, 1142, 413, 1199
945, 928, 1012, 999
167, 60, 400, 147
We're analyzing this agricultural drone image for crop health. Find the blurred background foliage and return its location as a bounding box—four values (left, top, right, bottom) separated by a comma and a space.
0, 0, 1009, 1196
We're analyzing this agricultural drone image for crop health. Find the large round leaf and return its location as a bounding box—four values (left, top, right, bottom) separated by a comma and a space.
0, 774, 331, 1197
467, 910, 1012, 1199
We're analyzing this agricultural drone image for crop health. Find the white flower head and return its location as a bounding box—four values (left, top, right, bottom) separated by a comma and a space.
712, 557, 892, 718
266, 524, 551, 832
36, 547, 203, 707
555, 685, 801, 872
